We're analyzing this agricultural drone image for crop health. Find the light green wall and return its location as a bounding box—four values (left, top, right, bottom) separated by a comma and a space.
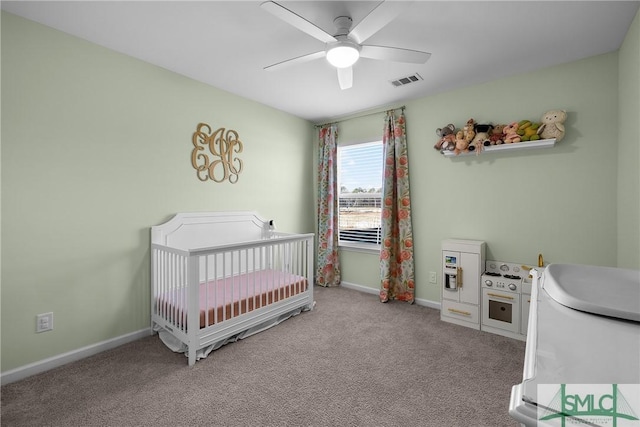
617, 9, 640, 269
1, 12, 315, 372
3, 9, 639, 375
339, 38, 639, 301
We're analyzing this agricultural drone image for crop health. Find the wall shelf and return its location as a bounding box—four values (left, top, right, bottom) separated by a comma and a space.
441, 138, 556, 157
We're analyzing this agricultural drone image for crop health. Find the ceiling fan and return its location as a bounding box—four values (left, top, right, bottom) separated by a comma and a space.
261, 1, 431, 90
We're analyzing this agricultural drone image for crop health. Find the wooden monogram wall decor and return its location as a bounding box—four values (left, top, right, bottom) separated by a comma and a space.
191, 123, 244, 183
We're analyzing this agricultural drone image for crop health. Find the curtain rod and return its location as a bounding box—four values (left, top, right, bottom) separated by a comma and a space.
315, 105, 405, 128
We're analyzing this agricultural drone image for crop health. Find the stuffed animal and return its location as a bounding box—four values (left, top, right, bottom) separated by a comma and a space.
438, 133, 456, 152
489, 124, 505, 145
470, 123, 493, 151
537, 110, 567, 142
517, 120, 541, 141
462, 118, 476, 151
454, 130, 469, 155
503, 122, 521, 144
434, 123, 456, 151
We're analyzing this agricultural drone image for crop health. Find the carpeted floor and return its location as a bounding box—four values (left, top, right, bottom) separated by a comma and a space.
1, 286, 526, 426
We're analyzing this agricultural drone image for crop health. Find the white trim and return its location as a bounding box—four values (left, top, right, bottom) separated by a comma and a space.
340, 281, 441, 310
441, 138, 556, 157
415, 297, 441, 310
341, 280, 379, 295
1, 328, 152, 385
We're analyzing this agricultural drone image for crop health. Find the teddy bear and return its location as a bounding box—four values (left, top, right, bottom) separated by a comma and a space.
537, 110, 567, 142
503, 122, 521, 143
454, 130, 469, 155
434, 123, 456, 151
517, 120, 541, 141
438, 133, 456, 152
489, 124, 505, 145
470, 123, 493, 152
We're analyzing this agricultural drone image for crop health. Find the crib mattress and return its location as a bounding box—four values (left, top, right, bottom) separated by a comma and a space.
158, 269, 308, 328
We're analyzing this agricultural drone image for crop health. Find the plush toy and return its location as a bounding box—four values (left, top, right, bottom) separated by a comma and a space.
470, 123, 493, 151
537, 110, 567, 142
489, 124, 505, 145
454, 130, 469, 155
462, 118, 476, 151
434, 123, 456, 151
438, 133, 456, 152
503, 122, 521, 143
517, 120, 541, 141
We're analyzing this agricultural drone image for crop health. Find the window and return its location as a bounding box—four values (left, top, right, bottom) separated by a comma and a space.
337, 141, 383, 247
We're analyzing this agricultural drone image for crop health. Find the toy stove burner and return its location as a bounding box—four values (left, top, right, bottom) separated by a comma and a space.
482, 261, 525, 293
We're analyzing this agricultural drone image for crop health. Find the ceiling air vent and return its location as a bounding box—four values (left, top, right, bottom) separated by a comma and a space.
390, 73, 423, 87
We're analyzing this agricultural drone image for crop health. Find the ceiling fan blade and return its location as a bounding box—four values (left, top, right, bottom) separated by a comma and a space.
261, 1, 337, 44
337, 67, 353, 90
360, 45, 431, 64
264, 51, 326, 71
349, 1, 411, 44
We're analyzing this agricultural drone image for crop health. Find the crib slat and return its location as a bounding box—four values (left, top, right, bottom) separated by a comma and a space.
174, 253, 180, 331
181, 255, 186, 332
169, 252, 174, 330
252, 247, 257, 311
230, 250, 235, 319
223, 251, 227, 322
244, 248, 248, 315
204, 254, 209, 328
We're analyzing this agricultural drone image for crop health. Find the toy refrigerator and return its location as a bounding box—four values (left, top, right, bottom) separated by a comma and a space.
440, 239, 486, 329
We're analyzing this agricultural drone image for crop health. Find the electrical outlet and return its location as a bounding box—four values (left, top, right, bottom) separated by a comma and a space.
36, 312, 53, 333
429, 271, 437, 284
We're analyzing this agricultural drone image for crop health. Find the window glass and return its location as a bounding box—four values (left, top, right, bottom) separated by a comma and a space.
337, 141, 383, 247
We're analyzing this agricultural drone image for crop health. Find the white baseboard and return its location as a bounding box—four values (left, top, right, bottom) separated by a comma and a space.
340, 281, 379, 295
415, 297, 441, 310
340, 281, 441, 310
1, 328, 152, 385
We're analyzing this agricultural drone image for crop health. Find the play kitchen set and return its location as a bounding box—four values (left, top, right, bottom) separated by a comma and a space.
440, 239, 543, 341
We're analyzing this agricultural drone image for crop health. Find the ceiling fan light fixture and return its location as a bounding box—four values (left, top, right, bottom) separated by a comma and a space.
326, 42, 360, 68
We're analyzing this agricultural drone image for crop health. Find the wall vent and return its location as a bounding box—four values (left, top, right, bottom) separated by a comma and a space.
390, 73, 423, 87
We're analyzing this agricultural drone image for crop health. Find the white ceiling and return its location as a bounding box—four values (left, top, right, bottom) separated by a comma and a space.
3, 1, 639, 124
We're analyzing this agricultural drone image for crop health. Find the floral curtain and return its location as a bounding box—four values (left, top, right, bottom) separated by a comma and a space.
379, 110, 415, 303
316, 124, 341, 287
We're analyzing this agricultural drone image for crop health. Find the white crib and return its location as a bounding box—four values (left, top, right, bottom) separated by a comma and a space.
150, 211, 314, 365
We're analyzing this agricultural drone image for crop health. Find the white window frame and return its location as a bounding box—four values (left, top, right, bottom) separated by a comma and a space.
337, 140, 383, 253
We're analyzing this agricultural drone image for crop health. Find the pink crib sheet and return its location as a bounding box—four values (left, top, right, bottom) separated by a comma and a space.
159, 269, 308, 328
